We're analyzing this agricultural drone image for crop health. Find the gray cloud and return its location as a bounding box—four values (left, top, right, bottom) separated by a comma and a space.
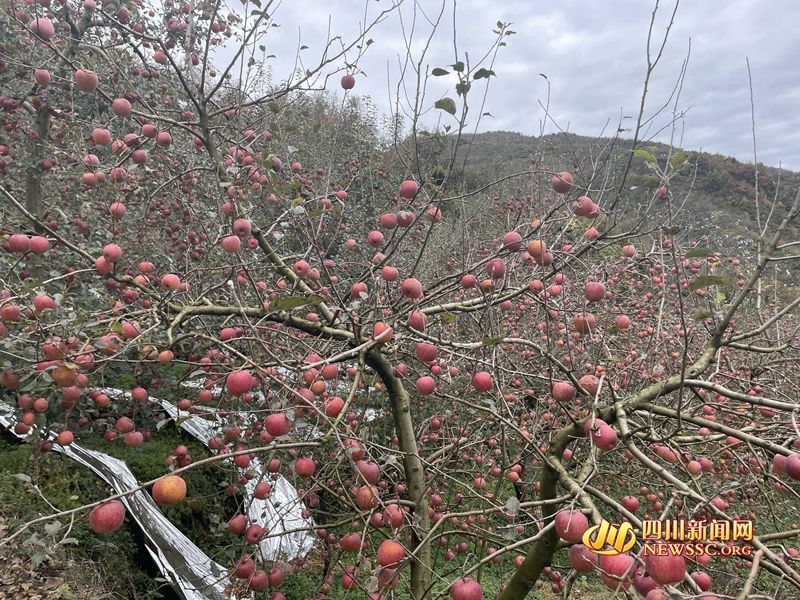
224, 0, 800, 169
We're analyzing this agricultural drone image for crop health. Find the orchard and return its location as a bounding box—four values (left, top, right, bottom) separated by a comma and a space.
1, 0, 800, 599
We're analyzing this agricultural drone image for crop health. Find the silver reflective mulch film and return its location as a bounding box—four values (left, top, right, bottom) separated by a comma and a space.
1, 386, 316, 599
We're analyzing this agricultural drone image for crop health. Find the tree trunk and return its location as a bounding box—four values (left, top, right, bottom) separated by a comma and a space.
366, 349, 432, 599
498, 451, 561, 599
25, 104, 50, 218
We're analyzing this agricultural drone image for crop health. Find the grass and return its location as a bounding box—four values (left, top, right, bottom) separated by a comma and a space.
0, 425, 618, 599
0, 419, 245, 599
4, 407, 794, 599
0, 435, 169, 599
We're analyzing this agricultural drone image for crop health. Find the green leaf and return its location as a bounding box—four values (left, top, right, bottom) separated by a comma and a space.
452, 61, 465, 73
685, 248, 712, 258
431, 68, 450, 76
434, 98, 456, 115
693, 309, 713, 321
268, 295, 323, 312
473, 68, 495, 80
644, 175, 661, 188
13, 473, 31, 483
440, 313, 457, 325
634, 149, 658, 164
689, 275, 730, 292
30, 551, 47, 566
455, 81, 471, 96
670, 150, 688, 168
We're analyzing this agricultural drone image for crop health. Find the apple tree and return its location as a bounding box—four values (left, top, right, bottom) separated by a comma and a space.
2, 1, 800, 599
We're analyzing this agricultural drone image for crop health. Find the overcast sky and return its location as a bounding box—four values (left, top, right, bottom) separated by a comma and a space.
237, 0, 800, 170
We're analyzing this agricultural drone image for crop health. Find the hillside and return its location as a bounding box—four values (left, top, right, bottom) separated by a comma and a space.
428, 130, 800, 255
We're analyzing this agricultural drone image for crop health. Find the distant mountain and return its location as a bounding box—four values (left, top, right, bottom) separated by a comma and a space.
424, 130, 800, 254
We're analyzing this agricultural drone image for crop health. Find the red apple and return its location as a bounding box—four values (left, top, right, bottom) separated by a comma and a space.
400, 278, 424, 299
399, 180, 419, 199
785, 453, 800, 480
92, 128, 112, 146
294, 457, 316, 478
551, 171, 573, 194
451, 577, 483, 600
569, 544, 597, 573
691, 571, 712, 591
222, 235, 241, 253
74, 69, 98, 92
228, 514, 247, 536
30, 18, 55, 40
552, 381, 576, 402
160, 274, 182, 290
584, 281, 606, 302
599, 553, 636, 590
88, 500, 126, 533
152, 475, 187, 506
471, 372, 493, 393
377, 540, 405, 567
34, 69, 51, 86
227, 370, 254, 395
111, 98, 132, 117
416, 376, 436, 395
502, 231, 522, 250
644, 553, 686, 585
554, 510, 589, 543
416, 342, 438, 363
622, 495, 640, 513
